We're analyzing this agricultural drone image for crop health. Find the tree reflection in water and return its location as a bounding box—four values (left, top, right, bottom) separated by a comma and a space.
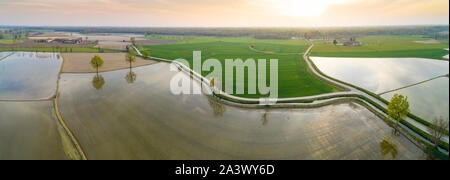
125, 68, 137, 84
207, 98, 226, 117
380, 136, 398, 160
92, 74, 105, 90
261, 110, 269, 126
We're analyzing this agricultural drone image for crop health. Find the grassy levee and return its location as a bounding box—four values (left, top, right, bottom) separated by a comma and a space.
170, 49, 450, 153
140, 35, 449, 154
143, 38, 340, 98
351, 98, 449, 160
311, 36, 449, 60
306, 53, 449, 151
54, 54, 87, 160
307, 51, 448, 129
216, 90, 449, 159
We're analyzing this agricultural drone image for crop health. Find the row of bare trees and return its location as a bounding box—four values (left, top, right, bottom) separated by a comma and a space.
90, 42, 150, 89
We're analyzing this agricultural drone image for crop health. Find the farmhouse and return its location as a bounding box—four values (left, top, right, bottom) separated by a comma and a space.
343, 38, 362, 46
30, 36, 83, 44
51, 38, 83, 44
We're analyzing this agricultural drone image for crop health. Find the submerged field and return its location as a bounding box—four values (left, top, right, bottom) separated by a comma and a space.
311, 36, 449, 60
1, 32, 448, 160
311, 57, 449, 123
142, 36, 338, 98
0, 52, 62, 100
57, 63, 425, 160
0, 101, 69, 160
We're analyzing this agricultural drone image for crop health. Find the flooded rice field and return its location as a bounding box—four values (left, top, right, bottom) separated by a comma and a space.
58, 63, 424, 160
0, 52, 62, 100
381, 77, 449, 122
311, 57, 449, 123
0, 52, 427, 159
0, 101, 68, 160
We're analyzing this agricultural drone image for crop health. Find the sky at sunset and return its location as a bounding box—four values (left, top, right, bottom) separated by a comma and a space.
0, 0, 448, 27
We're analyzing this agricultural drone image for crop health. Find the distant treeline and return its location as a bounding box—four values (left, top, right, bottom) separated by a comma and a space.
1, 26, 449, 40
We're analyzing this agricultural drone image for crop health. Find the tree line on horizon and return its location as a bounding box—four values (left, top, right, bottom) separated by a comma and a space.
1, 25, 448, 40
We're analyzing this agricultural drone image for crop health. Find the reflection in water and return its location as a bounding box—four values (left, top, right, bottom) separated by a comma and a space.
125, 68, 137, 84
92, 74, 105, 90
58, 63, 425, 160
207, 98, 226, 117
380, 137, 398, 160
0, 52, 62, 100
312, 57, 449, 123
311, 57, 449, 94
261, 110, 269, 126
0, 102, 69, 160
381, 78, 449, 122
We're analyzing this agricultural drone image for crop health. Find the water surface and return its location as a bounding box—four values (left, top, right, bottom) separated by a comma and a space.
381, 77, 449, 122
311, 57, 449, 123
311, 57, 449, 94
58, 63, 424, 160
0, 52, 62, 100
0, 101, 69, 160
0, 52, 11, 60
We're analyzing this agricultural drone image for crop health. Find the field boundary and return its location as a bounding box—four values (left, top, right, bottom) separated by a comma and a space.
378, 74, 449, 95
53, 55, 88, 160
133, 44, 449, 157
0, 52, 15, 62
248, 45, 305, 55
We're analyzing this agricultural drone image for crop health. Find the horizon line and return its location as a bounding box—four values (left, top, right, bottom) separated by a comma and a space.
1, 24, 449, 29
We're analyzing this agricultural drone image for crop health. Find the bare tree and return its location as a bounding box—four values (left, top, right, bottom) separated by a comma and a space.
130, 37, 136, 45
428, 117, 449, 148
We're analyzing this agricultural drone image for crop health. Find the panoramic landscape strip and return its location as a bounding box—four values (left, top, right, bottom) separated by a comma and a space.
0, 28, 449, 160
0, 0, 449, 163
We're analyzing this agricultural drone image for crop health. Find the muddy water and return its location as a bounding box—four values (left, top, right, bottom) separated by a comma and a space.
0, 101, 68, 160
0, 52, 62, 100
58, 63, 424, 160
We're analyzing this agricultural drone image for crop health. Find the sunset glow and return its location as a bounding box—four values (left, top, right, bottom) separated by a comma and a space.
267, 0, 355, 17
0, 0, 448, 26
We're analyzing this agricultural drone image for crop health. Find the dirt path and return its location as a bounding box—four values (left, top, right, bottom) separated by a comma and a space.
248, 45, 304, 55
61, 53, 158, 73
378, 74, 449, 95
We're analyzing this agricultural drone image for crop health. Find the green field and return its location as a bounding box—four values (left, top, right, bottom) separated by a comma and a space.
143, 36, 339, 98
0, 35, 25, 44
311, 36, 449, 60
252, 43, 309, 54
0, 39, 20, 44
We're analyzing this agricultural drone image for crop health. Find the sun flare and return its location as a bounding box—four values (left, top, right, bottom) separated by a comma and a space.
270, 0, 355, 17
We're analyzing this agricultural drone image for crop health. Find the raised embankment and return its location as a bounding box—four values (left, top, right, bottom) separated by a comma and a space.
132, 44, 449, 157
